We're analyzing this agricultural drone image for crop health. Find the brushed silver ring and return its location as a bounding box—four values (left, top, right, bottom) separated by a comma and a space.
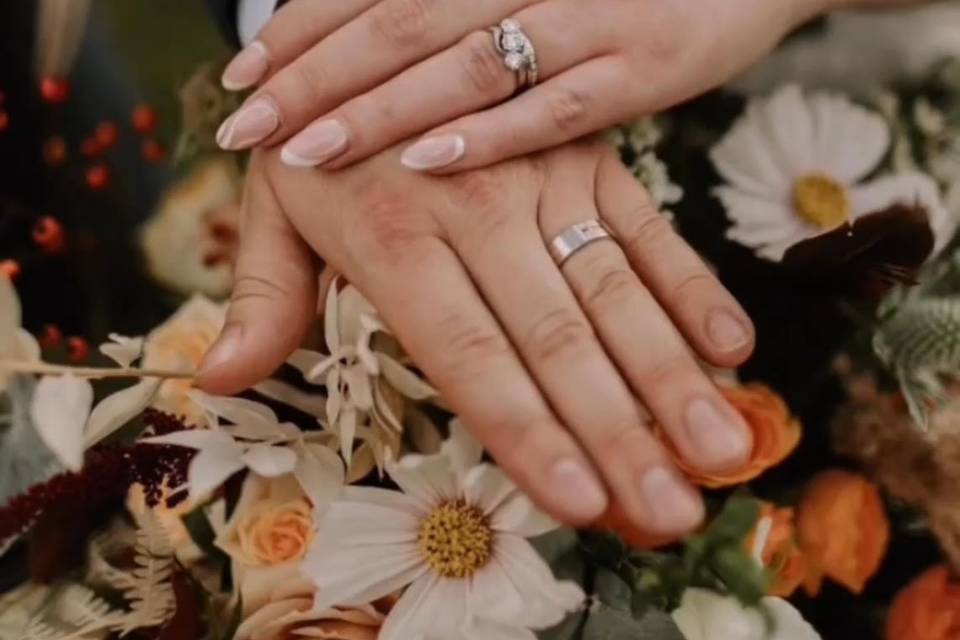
548, 220, 615, 267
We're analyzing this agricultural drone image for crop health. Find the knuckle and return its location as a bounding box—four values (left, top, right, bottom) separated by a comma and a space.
524, 308, 593, 364
639, 353, 692, 389
231, 273, 293, 306
583, 263, 639, 309
371, 0, 432, 48
460, 33, 509, 95
348, 189, 433, 263
672, 270, 717, 299
622, 211, 673, 256
596, 424, 651, 463
547, 88, 591, 132
439, 318, 513, 374
448, 169, 505, 210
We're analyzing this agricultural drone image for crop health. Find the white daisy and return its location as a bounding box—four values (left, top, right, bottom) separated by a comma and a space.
672, 588, 821, 640
301, 424, 584, 640
711, 85, 949, 261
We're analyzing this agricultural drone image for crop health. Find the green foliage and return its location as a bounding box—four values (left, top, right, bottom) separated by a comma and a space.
535, 497, 766, 640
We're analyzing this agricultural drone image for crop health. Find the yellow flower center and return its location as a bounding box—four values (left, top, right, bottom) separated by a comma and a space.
792, 174, 850, 229
418, 501, 493, 579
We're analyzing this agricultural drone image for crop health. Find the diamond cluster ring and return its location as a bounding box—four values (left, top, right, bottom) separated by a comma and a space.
490, 19, 539, 91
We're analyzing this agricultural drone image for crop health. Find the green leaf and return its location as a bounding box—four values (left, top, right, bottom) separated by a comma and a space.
538, 611, 585, 640
700, 496, 761, 544
581, 604, 684, 640
594, 569, 632, 612
531, 528, 586, 584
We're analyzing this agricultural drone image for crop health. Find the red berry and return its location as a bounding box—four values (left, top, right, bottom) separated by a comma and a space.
33, 216, 66, 254
67, 337, 90, 362
142, 138, 167, 164
40, 325, 63, 350
0, 111, 8, 134
132, 104, 158, 135
42, 136, 68, 167
94, 121, 120, 149
85, 164, 111, 191
40, 77, 70, 104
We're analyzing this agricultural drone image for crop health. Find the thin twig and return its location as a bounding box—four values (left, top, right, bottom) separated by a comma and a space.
0, 361, 195, 380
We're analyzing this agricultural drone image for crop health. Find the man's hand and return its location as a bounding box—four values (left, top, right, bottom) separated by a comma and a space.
197, 142, 756, 537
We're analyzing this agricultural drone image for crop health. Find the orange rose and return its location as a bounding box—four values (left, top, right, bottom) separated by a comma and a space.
594, 501, 681, 549
887, 566, 960, 640
744, 503, 806, 597
658, 384, 801, 488
796, 469, 890, 596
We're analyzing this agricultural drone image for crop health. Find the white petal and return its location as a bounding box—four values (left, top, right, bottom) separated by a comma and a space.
242, 444, 298, 477
306, 544, 427, 613
184, 438, 247, 498
378, 574, 437, 640
381, 575, 469, 640
188, 390, 279, 430
315, 491, 422, 546
491, 493, 558, 538
468, 558, 526, 625
850, 172, 953, 252
84, 378, 162, 447
293, 442, 345, 513
750, 84, 817, 178
463, 620, 537, 640
464, 465, 516, 517
716, 189, 815, 261
99, 334, 144, 368
377, 355, 437, 400
30, 375, 94, 472
389, 454, 458, 509
442, 420, 484, 474
765, 597, 822, 640
810, 92, 890, 183
490, 535, 585, 629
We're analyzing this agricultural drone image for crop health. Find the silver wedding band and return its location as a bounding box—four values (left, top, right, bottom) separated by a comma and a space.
548, 220, 615, 267
490, 19, 539, 91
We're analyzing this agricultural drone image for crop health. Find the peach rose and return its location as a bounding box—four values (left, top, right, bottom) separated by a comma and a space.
796, 469, 890, 596
744, 503, 806, 598
887, 565, 960, 640
142, 295, 225, 426
657, 384, 801, 488
232, 563, 385, 640
217, 475, 314, 569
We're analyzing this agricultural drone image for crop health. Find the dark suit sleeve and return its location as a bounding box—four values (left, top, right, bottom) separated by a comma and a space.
205, 0, 242, 48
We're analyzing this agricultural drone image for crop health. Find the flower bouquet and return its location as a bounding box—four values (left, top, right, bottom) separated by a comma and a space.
6, 19, 960, 640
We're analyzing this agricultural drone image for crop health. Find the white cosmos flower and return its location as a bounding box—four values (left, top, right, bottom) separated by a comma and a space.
672, 588, 821, 640
711, 85, 950, 262
302, 423, 584, 640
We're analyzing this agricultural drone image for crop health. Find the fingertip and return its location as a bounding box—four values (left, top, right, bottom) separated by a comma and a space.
701, 308, 756, 368
196, 324, 250, 395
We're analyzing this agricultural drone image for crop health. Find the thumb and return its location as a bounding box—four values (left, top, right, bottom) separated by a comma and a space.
197, 163, 318, 395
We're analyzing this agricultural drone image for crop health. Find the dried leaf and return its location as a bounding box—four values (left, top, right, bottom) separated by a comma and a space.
241, 444, 297, 477
30, 376, 94, 472
84, 378, 162, 447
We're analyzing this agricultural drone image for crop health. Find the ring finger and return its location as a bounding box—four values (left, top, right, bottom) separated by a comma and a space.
444, 162, 704, 536
541, 147, 754, 476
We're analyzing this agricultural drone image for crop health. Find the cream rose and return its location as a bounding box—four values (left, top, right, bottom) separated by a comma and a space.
141, 295, 225, 426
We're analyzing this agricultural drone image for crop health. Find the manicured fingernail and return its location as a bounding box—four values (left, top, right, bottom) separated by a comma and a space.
199, 325, 243, 376
222, 41, 269, 91
549, 458, 608, 520
707, 309, 751, 351
401, 134, 465, 170
684, 398, 753, 470
281, 119, 349, 167
216, 98, 280, 150
641, 466, 703, 532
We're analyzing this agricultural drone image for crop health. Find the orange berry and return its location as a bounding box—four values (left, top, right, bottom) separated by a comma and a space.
132, 104, 157, 135
85, 164, 111, 191
32, 216, 66, 254
94, 121, 120, 149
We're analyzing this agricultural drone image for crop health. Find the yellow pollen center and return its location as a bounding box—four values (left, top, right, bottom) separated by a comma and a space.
418, 501, 493, 579
792, 174, 850, 229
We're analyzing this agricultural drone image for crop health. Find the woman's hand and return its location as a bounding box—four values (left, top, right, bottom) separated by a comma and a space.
215, 0, 832, 172
197, 141, 756, 536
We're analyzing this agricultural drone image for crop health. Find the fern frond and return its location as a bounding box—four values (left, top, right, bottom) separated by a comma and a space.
12, 584, 120, 640
114, 512, 176, 636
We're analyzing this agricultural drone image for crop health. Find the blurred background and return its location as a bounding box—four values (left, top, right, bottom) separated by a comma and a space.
0, 0, 234, 354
